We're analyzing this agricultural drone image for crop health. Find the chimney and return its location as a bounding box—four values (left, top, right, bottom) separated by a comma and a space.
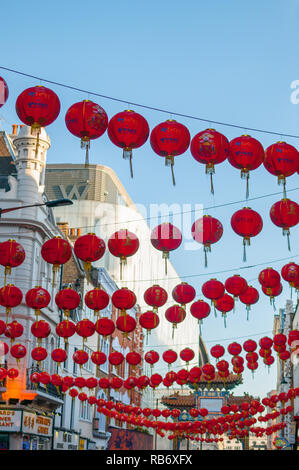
12, 124, 18, 135
57, 222, 69, 236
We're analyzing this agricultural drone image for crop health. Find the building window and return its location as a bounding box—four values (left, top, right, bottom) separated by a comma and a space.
82, 345, 95, 374
99, 339, 109, 374
80, 400, 92, 422
97, 392, 107, 432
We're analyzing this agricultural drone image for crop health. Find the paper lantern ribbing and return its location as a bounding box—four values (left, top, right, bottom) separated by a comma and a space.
0, 240, 25, 285
55, 287, 81, 318
190, 128, 230, 194
26, 286, 51, 319
229, 135, 264, 198
215, 294, 234, 327
151, 223, 182, 274
51, 348, 67, 366
5, 321, 23, 343
190, 300, 210, 334
228, 342, 242, 357
16, 86, 60, 129
0, 284, 23, 322
116, 314, 136, 339
231, 208, 263, 261
91, 351, 107, 367
150, 119, 190, 185
84, 288, 109, 318
10, 343, 27, 364
180, 348, 195, 365
108, 109, 149, 177
31, 320, 51, 344
108, 230, 139, 279
95, 317, 115, 339
264, 141, 299, 196
0, 77, 9, 108
281, 262, 299, 291
126, 351, 142, 367
76, 318, 96, 342
56, 320, 76, 344
258, 268, 281, 291
239, 285, 259, 320
262, 283, 283, 309
225, 275, 248, 301
73, 349, 89, 369
109, 351, 124, 366
269, 199, 299, 250
165, 305, 186, 338
41, 237, 72, 285
172, 282, 196, 308
139, 311, 159, 337
112, 288, 136, 316
74, 233, 106, 280
143, 285, 168, 313
202, 279, 225, 318
31, 346, 47, 366
144, 350, 159, 368
191, 215, 223, 267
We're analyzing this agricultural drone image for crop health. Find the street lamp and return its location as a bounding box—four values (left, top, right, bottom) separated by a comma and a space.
0, 198, 73, 217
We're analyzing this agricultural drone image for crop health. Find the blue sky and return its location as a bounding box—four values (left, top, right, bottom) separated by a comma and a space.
1, 0, 299, 398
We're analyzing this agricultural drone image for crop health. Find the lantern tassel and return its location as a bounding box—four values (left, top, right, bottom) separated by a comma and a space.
81, 139, 90, 168
123, 148, 133, 178
246, 305, 250, 321
246, 173, 249, 200
171, 161, 176, 186
223, 314, 227, 328
210, 173, 214, 195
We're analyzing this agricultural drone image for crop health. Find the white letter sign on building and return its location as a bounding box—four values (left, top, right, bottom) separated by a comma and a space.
0, 410, 22, 432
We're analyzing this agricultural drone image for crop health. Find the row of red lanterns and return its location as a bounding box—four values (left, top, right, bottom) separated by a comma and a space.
2, 79, 298, 191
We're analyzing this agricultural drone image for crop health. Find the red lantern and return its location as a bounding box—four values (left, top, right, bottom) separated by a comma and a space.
281, 262, 299, 291
51, 374, 63, 391
126, 351, 142, 367
112, 288, 136, 315
78, 392, 88, 402
262, 283, 282, 308
10, 343, 26, 364
5, 321, 23, 343
31, 346, 47, 365
139, 311, 159, 336
0, 240, 25, 284
55, 287, 81, 318
56, 320, 76, 344
215, 294, 234, 327
258, 268, 281, 291
144, 350, 159, 368
165, 305, 186, 338
99, 378, 110, 390
73, 349, 89, 368
16, 85, 60, 129
288, 330, 299, 347
150, 373, 163, 388
0, 320, 6, 336
7, 368, 19, 380
243, 340, 257, 353
110, 377, 123, 390
201, 279, 225, 316
86, 377, 98, 390
259, 337, 273, 351
76, 319, 96, 342
172, 282, 196, 307
270, 199, 299, 250
144, 285, 168, 313
69, 388, 79, 399
108, 109, 149, 177
109, 351, 124, 366
108, 230, 139, 279
95, 317, 115, 338
210, 344, 225, 360
0, 284, 23, 321
91, 351, 107, 367
0, 368, 7, 382
51, 348, 67, 366
63, 376, 74, 388
229, 135, 264, 198
26, 286, 51, 319
31, 320, 51, 344
65, 100, 108, 165
180, 348, 195, 365
264, 141, 299, 196
192, 216, 223, 267
150, 223, 182, 274
84, 288, 109, 318
116, 314, 136, 338
216, 360, 229, 372
263, 356, 275, 367
162, 349, 177, 367
239, 285, 259, 320
74, 233, 106, 281
190, 300, 210, 334
137, 376, 150, 390
0, 341, 9, 357
0, 77, 9, 108
41, 237, 72, 284
231, 207, 263, 261
190, 128, 230, 194
225, 275, 248, 300
150, 119, 190, 185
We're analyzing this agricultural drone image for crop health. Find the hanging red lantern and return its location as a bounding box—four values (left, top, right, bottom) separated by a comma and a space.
165, 305, 186, 338
259, 337, 273, 351
51, 348, 67, 366
65, 100, 108, 166
74, 233, 106, 281
139, 311, 159, 337
258, 268, 281, 291
76, 319, 96, 342
150, 373, 163, 388
0, 284, 23, 322
56, 320, 76, 344
151, 223, 182, 274
172, 282, 196, 308
229, 135, 264, 198
262, 283, 282, 309
0, 240, 25, 284
0, 341, 9, 357
0, 368, 7, 382
191, 215, 223, 267
55, 287, 81, 318
126, 351, 142, 367
91, 351, 107, 367
216, 360, 229, 372
10, 343, 26, 364
31, 320, 51, 344
0, 320, 6, 336
116, 314, 136, 339
108, 230, 139, 279
78, 392, 88, 402
177, 369, 189, 382
108, 109, 149, 177
150, 119, 190, 185
201, 279, 225, 316
112, 288, 136, 316
225, 275, 248, 300
215, 294, 234, 327
84, 288, 109, 318
85, 377, 98, 390
0, 77, 9, 108
109, 351, 124, 366
137, 375, 150, 390
162, 349, 177, 367
110, 377, 124, 390
7, 368, 19, 380
98, 378, 110, 391
231, 207, 263, 261
144, 350, 159, 368
41, 237, 72, 285
281, 262, 299, 291
264, 141, 299, 196
5, 321, 23, 343
269, 199, 299, 250
180, 348, 195, 365
69, 388, 79, 399
16, 85, 60, 128
243, 340, 257, 353
288, 330, 299, 347
190, 300, 210, 334
73, 349, 89, 369
144, 284, 167, 313
190, 128, 230, 194
210, 344, 225, 360
246, 352, 258, 363
31, 347, 47, 365
51, 374, 63, 391
202, 363, 215, 381
263, 356, 275, 368
239, 285, 259, 320
95, 317, 115, 338
63, 376, 74, 388
74, 376, 86, 390
25, 286, 51, 319
273, 333, 287, 346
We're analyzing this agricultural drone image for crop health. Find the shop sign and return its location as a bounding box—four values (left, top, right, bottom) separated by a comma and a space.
22, 412, 53, 437
0, 410, 22, 432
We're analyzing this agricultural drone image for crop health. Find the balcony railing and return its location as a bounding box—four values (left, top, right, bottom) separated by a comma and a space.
26, 367, 62, 399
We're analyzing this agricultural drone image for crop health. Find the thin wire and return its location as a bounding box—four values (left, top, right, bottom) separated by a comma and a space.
1, 65, 299, 139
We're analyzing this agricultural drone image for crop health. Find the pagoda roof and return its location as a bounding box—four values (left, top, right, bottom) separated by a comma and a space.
161, 391, 255, 409
187, 371, 242, 391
